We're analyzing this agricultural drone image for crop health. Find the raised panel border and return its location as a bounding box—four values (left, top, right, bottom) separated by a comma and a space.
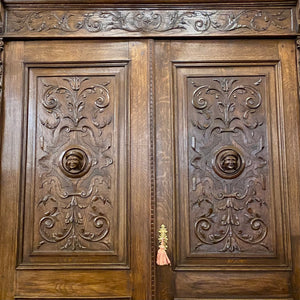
173, 61, 292, 271
18, 62, 130, 270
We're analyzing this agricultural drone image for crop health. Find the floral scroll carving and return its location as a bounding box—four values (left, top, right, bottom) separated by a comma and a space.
189, 76, 270, 253
36, 76, 113, 251
7, 9, 291, 35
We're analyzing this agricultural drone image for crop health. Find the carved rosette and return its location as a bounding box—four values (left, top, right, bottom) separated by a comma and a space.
189, 76, 270, 253
6, 9, 292, 36
36, 76, 113, 251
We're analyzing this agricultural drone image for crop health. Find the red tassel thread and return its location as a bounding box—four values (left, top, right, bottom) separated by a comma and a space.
156, 224, 171, 266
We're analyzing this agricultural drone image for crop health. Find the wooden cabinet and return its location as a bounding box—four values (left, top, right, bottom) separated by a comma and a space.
0, 1, 300, 300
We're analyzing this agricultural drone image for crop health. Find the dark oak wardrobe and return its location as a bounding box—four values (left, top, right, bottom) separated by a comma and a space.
1, 0, 300, 299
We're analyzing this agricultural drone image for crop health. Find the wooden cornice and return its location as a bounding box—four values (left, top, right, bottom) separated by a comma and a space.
2, 0, 297, 6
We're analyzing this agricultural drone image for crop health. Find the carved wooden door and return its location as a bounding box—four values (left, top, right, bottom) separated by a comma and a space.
0, 40, 152, 299
1, 38, 300, 300
154, 39, 300, 299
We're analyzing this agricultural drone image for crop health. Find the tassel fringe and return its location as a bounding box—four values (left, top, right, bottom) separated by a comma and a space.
156, 242, 171, 266
156, 224, 171, 266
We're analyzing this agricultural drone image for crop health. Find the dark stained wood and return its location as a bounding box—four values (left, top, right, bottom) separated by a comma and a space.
154, 39, 299, 299
16, 270, 132, 297
154, 40, 174, 300
174, 298, 293, 300
175, 272, 291, 297
4, 7, 296, 38
15, 296, 132, 300
175, 64, 289, 268
0, 41, 24, 300
21, 64, 129, 267
0, 1, 300, 300
129, 40, 152, 300
0, 40, 151, 299
279, 39, 300, 300
2, 0, 297, 4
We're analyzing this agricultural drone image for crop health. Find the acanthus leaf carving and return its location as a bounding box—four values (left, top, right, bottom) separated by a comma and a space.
7, 9, 291, 35
191, 78, 263, 138
189, 76, 270, 254
36, 76, 114, 252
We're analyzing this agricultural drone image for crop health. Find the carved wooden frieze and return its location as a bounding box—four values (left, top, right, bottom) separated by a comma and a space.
189, 76, 271, 254
5, 8, 294, 37
21, 65, 129, 267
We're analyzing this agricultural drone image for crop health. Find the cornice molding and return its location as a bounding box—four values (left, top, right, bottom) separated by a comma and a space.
2, 0, 297, 5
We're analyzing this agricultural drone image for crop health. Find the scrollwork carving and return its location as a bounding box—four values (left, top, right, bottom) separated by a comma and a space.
191, 78, 263, 137
7, 9, 292, 36
189, 76, 270, 253
36, 76, 114, 251
38, 195, 110, 251
194, 190, 269, 253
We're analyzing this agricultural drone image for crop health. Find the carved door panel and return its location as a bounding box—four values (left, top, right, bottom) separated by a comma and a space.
155, 40, 300, 299
1, 38, 300, 300
0, 40, 152, 300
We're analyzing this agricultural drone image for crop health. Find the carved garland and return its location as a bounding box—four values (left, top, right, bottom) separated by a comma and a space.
7, 9, 291, 35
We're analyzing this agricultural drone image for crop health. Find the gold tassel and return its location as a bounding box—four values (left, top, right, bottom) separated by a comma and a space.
156, 224, 171, 266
